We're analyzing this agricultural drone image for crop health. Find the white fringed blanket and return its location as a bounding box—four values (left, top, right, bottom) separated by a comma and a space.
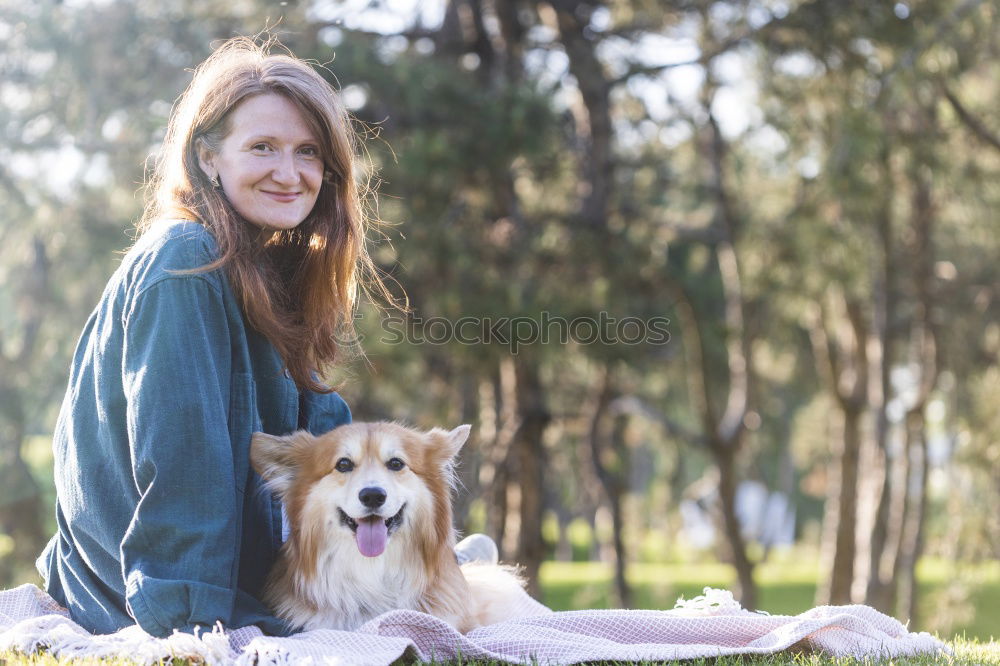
0, 583, 947, 665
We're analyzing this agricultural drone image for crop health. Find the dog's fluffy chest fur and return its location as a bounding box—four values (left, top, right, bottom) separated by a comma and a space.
270, 541, 428, 631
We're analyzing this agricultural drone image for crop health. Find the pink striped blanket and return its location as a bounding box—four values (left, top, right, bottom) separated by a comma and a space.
0, 583, 946, 665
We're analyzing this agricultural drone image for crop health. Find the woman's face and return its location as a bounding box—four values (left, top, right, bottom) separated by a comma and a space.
199, 93, 324, 231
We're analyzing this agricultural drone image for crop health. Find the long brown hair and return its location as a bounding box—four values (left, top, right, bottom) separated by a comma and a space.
141, 36, 382, 393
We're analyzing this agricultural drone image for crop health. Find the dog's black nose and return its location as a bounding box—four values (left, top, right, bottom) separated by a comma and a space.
359, 486, 387, 509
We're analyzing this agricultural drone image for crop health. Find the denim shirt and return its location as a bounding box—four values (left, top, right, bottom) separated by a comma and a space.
37, 220, 350, 638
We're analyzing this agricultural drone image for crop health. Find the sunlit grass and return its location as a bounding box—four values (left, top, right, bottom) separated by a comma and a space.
538, 556, 1000, 642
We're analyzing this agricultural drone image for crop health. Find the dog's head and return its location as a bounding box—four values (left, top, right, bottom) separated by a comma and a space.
251, 422, 470, 562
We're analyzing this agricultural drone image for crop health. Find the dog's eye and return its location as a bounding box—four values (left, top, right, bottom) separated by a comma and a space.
335, 458, 354, 473
386, 458, 405, 472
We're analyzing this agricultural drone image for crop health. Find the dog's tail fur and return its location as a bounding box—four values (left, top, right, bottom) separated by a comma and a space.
460, 562, 527, 628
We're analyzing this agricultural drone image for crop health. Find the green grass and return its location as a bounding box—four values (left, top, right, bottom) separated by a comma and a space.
538, 557, 1000, 642
2, 639, 999, 665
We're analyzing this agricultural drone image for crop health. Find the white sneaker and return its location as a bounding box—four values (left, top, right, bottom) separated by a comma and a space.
455, 533, 499, 565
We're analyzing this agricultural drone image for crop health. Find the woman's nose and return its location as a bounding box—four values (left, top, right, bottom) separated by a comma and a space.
271, 153, 299, 185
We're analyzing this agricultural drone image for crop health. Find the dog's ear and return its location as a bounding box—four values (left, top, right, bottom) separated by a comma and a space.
434, 424, 471, 461
251, 430, 312, 497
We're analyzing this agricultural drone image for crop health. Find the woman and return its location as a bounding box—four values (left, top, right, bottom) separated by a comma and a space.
36, 37, 376, 638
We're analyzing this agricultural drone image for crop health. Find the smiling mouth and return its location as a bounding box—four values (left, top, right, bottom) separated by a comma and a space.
338, 505, 405, 535
262, 191, 299, 202
339, 505, 406, 558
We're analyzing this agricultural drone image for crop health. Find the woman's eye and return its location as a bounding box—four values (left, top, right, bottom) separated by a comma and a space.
299, 146, 319, 158
335, 458, 354, 473
386, 458, 405, 472
251, 143, 271, 152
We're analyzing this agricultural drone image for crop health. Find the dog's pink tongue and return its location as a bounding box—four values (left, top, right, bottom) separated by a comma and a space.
356, 517, 388, 557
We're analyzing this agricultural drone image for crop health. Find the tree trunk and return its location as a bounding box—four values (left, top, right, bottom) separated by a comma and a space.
809, 293, 868, 606
549, 0, 612, 230
897, 408, 930, 625
587, 368, 632, 608
705, 99, 757, 610
608, 412, 632, 608
894, 159, 939, 626
819, 404, 863, 605
874, 434, 910, 613
664, 255, 758, 609
552, 504, 573, 561
484, 359, 518, 557
714, 442, 757, 610
513, 355, 550, 597
862, 140, 899, 611
435, 0, 467, 56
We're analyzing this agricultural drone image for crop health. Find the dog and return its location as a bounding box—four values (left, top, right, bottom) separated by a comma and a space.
250, 421, 526, 633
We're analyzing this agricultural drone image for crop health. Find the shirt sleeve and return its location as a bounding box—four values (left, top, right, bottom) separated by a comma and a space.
119, 274, 243, 637
303, 387, 352, 435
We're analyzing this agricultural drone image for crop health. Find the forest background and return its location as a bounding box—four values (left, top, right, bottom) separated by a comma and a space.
1, 0, 998, 643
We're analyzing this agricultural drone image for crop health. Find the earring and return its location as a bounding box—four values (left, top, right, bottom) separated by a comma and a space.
210, 174, 221, 189
323, 170, 334, 184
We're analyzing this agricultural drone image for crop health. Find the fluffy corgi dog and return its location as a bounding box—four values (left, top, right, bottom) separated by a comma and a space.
250, 422, 526, 633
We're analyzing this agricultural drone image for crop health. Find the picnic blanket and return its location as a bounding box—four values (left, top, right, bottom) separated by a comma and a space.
0, 583, 947, 665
